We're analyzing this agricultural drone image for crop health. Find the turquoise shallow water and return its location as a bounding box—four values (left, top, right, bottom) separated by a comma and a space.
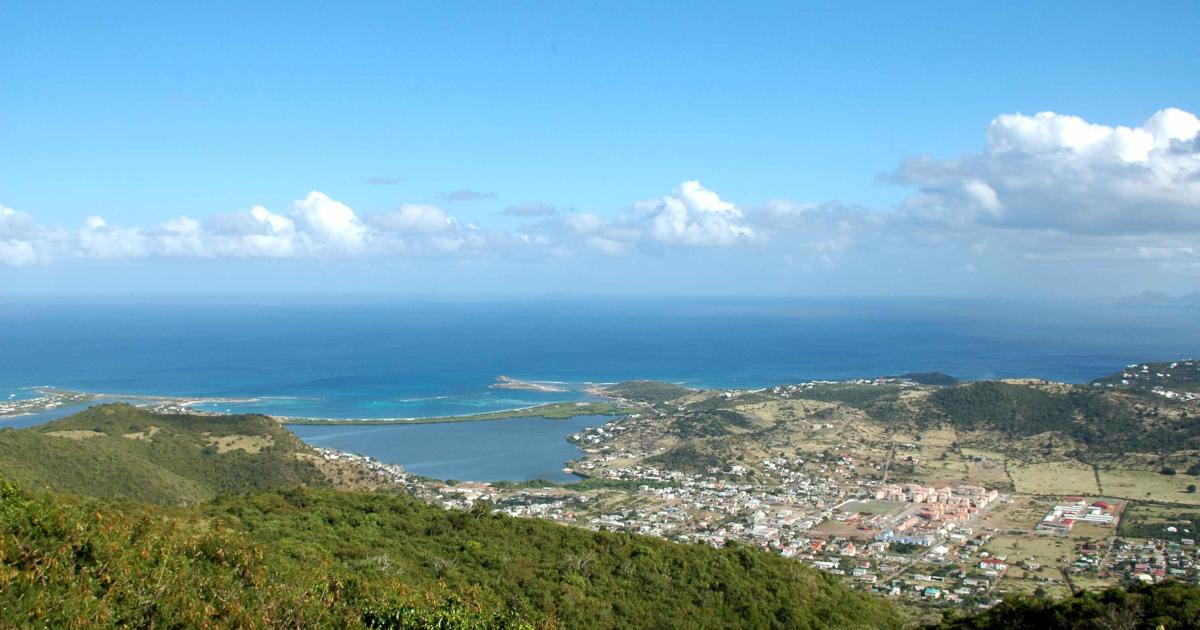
4, 296, 1200, 481
4, 297, 1199, 421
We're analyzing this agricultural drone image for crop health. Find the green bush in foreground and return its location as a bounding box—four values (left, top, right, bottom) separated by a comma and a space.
935, 581, 1200, 629
204, 488, 902, 629
0, 478, 901, 629
0, 479, 530, 629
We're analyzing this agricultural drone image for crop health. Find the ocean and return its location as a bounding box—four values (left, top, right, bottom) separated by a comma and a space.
3, 296, 1198, 481
3, 296, 1199, 417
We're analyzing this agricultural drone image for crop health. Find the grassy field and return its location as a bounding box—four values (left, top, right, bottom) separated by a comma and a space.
1098, 468, 1200, 505
841, 500, 905, 515
1008, 461, 1100, 495
985, 532, 1071, 563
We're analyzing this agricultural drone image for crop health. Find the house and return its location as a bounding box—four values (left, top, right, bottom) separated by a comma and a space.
979, 557, 1007, 571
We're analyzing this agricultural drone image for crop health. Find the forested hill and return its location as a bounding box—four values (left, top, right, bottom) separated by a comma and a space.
0, 404, 903, 628
0, 404, 328, 504
0, 479, 903, 629
917, 380, 1200, 456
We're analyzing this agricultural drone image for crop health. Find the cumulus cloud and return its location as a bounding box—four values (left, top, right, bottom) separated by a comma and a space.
371, 204, 457, 234
4, 108, 1200, 289
0, 205, 45, 266
637, 180, 755, 246
78, 216, 152, 259
503, 202, 557, 217
893, 107, 1200, 235
0, 240, 38, 267
291, 191, 367, 251
206, 205, 298, 257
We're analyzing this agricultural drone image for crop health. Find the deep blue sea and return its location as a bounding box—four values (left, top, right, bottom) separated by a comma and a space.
3, 296, 1200, 417
3, 296, 1199, 480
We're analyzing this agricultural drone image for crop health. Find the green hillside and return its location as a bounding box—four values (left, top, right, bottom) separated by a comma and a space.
0, 404, 327, 504
604, 380, 693, 404
0, 479, 528, 629
921, 381, 1200, 455
0, 479, 902, 629
204, 488, 900, 629
0, 405, 903, 628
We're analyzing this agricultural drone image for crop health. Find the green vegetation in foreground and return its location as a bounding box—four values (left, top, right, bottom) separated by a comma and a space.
0, 404, 326, 505
0, 479, 531, 629
282, 401, 630, 425
0, 479, 902, 630
932, 580, 1200, 629
602, 380, 693, 404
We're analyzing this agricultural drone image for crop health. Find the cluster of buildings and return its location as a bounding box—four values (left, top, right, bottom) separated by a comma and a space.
1061, 536, 1200, 586
767, 377, 919, 399
1150, 387, 1199, 402
579, 464, 841, 549
1106, 538, 1199, 583
1097, 361, 1200, 401
313, 446, 412, 487
874, 483, 1000, 508
0, 388, 85, 418
1035, 499, 1117, 533
871, 485, 1000, 547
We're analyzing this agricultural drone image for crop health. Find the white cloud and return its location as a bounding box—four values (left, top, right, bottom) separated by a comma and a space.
4, 108, 1200, 293
153, 216, 210, 258
206, 205, 298, 257
0, 205, 44, 266
0, 239, 38, 267
895, 107, 1200, 235
291, 191, 367, 251
78, 216, 152, 259
562, 212, 608, 234
372, 204, 457, 234
639, 180, 755, 246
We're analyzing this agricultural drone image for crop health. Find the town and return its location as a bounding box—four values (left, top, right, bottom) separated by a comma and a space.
314, 372, 1200, 614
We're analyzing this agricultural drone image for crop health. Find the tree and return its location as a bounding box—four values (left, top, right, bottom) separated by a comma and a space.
1188, 484, 1197, 494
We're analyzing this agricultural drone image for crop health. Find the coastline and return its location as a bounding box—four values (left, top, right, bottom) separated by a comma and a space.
277, 400, 629, 425
2, 386, 632, 427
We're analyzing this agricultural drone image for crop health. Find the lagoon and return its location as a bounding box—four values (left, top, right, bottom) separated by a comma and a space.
288, 414, 611, 482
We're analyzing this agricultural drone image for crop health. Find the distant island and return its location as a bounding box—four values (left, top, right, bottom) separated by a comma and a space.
489, 375, 568, 392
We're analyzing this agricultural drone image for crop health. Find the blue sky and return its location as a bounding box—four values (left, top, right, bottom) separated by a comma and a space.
2, 2, 1199, 295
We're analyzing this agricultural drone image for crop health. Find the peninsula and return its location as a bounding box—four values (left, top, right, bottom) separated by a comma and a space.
489, 375, 568, 392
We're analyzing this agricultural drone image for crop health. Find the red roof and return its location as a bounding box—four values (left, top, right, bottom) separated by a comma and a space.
1092, 501, 1111, 509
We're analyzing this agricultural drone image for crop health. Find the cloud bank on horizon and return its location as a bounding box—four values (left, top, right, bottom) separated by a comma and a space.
3, 107, 1200, 287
